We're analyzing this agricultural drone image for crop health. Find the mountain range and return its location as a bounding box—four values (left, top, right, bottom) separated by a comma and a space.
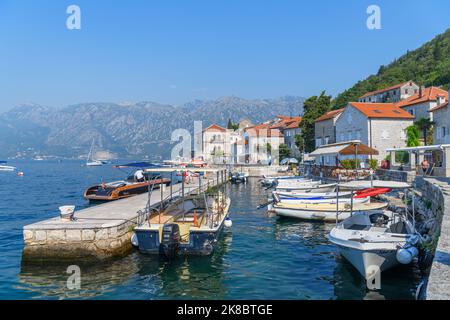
0, 96, 305, 159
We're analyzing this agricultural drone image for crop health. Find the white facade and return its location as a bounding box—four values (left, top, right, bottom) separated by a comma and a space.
335, 105, 413, 163
359, 81, 419, 103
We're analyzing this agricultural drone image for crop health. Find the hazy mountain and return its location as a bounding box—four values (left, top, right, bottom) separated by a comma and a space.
0, 96, 304, 159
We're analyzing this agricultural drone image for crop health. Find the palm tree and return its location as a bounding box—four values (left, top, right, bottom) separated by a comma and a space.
415, 118, 434, 146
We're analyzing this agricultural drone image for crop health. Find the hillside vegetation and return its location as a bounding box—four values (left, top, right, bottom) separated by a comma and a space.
333, 28, 450, 109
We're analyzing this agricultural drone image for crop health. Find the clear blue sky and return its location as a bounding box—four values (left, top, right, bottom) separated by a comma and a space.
0, 0, 449, 110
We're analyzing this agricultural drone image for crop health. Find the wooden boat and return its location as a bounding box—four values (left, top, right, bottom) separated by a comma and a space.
84, 178, 170, 201
84, 162, 171, 201
273, 201, 388, 222
135, 193, 230, 257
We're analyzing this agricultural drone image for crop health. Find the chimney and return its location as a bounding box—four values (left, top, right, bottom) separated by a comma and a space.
419, 85, 425, 97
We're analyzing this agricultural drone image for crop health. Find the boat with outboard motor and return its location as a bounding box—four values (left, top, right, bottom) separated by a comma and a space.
327, 180, 421, 284
83, 162, 171, 201
134, 167, 230, 257
275, 181, 336, 192
328, 209, 419, 281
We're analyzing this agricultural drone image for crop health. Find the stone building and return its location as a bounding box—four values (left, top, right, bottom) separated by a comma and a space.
430, 88, 450, 145
335, 102, 414, 163
359, 81, 419, 103
314, 108, 344, 148
396, 86, 449, 121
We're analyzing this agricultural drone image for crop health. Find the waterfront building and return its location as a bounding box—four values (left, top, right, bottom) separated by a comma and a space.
358, 81, 419, 103
242, 123, 284, 164
202, 124, 241, 164
270, 116, 302, 156
430, 88, 450, 145
335, 102, 414, 163
396, 86, 448, 121
314, 108, 344, 148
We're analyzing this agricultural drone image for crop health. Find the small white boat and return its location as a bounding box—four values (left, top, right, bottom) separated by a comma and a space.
328, 210, 418, 282
277, 196, 370, 205
276, 182, 336, 192
274, 190, 353, 200
0, 161, 16, 172
0, 165, 16, 172
273, 201, 388, 222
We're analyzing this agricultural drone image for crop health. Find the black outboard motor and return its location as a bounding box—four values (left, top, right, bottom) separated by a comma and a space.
161, 224, 180, 258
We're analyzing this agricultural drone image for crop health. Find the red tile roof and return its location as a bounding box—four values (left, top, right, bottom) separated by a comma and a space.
203, 124, 227, 132
396, 87, 448, 108
245, 123, 284, 137
349, 102, 415, 119
315, 108, 344, 122
360, 81, 413, 99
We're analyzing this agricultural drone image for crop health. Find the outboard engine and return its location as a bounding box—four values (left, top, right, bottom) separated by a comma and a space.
161, 224, 180, 258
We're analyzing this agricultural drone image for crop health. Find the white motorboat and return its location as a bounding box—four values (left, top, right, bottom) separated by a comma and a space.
276, 182, 336, 192
328, 210, 419, 281
0, 161, 16, 172
276, 196, 370, 205
273, 201, 388, 222
274, 190, 353, 200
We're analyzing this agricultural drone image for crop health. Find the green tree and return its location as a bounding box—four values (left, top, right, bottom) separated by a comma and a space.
415, 118, 435, 146
227, 118, 233, 129
405, 125, 420, 147
278, 143, 291, 161
299, 91, 332, 153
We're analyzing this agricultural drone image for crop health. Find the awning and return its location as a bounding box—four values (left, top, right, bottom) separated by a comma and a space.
309, 141, 379, 157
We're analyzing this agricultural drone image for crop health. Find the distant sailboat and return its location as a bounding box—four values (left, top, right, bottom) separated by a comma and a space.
86, 139, 103, 167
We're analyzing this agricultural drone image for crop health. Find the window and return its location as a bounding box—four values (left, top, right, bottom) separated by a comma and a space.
324, 136, 330, 144
408, 109, 414, 116
381, 130, 390, 140
405, 89, 409, 94
316, 138, 322, 147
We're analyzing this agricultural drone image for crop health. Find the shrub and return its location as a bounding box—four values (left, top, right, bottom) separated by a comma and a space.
368, 159, 378, 170
340, 159, 361, 169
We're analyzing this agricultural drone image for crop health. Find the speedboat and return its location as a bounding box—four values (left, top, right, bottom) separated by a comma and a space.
274, 190, 353, 200
134, 192, 230, 257
0, 161, 16, 172
84, 162, 171, 201
273, 201, 388, 222
328, 210, 419, 281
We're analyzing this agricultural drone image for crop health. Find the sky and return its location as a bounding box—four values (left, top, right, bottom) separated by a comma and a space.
0, 0, 449, 110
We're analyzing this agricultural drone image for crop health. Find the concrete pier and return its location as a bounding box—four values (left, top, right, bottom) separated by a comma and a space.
23, 174, 224, 260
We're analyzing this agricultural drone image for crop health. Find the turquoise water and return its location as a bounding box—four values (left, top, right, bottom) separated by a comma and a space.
0, 160, 421, 299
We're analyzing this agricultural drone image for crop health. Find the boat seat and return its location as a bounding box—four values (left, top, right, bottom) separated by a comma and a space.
388, 221, 408, 234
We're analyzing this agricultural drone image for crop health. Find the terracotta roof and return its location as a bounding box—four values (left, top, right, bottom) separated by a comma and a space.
315, 108, 344, 122
285, 118, 302, 129
203, 124, 227, 132
430, 102, 449, 112
360, 81, 414, 98
349, 102, 415, 119
396, 87, 448, 108
245, 123, 284, 137
270, 116, 302, 130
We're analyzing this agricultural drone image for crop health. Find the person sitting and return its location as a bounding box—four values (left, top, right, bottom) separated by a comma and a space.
421, 159, 430, 175
134, 169, 145, 182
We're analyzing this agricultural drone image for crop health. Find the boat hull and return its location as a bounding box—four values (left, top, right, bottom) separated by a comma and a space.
336, 245, 400, 280
274, 207, 352, 221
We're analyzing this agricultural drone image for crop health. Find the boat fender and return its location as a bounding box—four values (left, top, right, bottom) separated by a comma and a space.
224, 217, 232, 228
131, 232, 139, 247
396, 246, 419, 264
203, 241, 214, 254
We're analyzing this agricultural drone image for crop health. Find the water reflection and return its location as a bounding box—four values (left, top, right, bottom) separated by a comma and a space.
18, 232, 232, 300
18, 254, 140, 299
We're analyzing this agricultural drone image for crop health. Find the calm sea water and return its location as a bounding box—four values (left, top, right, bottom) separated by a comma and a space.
0, 160, 421, 299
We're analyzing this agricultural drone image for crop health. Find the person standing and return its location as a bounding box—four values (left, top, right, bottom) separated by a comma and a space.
421, 159, 430, 175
